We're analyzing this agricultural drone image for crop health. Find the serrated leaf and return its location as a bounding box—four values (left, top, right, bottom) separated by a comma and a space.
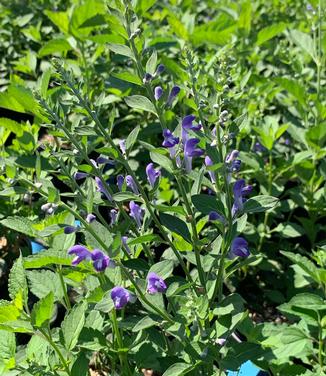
61, 302, 87, 351
0, 216, 36, 237
27, 270, 64, 301
8, 254, 28, 305
243, 195, 278, 213
24, 249, 73, 269
0, 302, 20, 324
0, 330, 15, 364
132, 316, 157, 332
159, 213, 191, 243
31, 292, 54, 328
125, 95, 157, 115
85, 221, 113, 250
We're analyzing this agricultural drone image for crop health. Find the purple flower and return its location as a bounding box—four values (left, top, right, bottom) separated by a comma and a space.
111, 286, 135, 309
184, 138, 204, 173
91, 249, 113, 272
208, 211, 226, 224
117, 175, 124, 191
232, 179, 253, 216
147, 272, 167, 294
74, 172, 88, 180
126, 175, 139, 194
154, 86, 163, 100
68, 245, 92, 266
143, 73, 153, 84
231, 159, 241, 172
129, 201, 144, 228
185, 138, 204, 158
110, 209, 118, 225
122, 236, 131, 254
155, 64, 165, 76
162, 129, 179, 148
95, 177, 113, 201
86, 213, 96, 223
97, 156, 112, 165
182, 115, 201, 132
230, 237, 250, 258
146, 163, 160, 188
225, 150, 239, 164
205, 156, 216, 183
119, 139, 126, 155
167, 85, 180, 105
64, 225, 77, 234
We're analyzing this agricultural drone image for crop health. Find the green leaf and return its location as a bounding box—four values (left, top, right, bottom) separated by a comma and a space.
289, 29, 317, 62
125, 125, 140, 151
150, 150, 173, 173
24, 249, 73, 269
27, 270, 64, 301
128, 234, 161, 246
146, 50, 157, 75
125, 95, 157, 115
85, 221, 113, 250
256, 22, 286, 45
280, 251, 320, 283
132, 316, 157, 332
274, 223, 305, 238
113, 192, 141, 202
159, 213, 191, 243
162, 362, 194, 376
0, 330, 15, 365
39, 39, 71, 57
26, 335, 49, 364
8, 254, 28, 305
148, 260, 174, 279
0, 302, 20, 324
71, 353, 90, 376
0, 216, 36, 237
243, 195, 278, 213
191, 194, 224, 215
112, 72, 142, 85
107, 43, 134, 59
44, 10, 69, 34
31, 292, 54, 328
61, 302, 87, 351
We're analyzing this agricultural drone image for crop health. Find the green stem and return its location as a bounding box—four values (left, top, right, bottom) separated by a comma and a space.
175, 175, 206, 293
111, 309, 132, 376
39, 328, 71, 376
58, 267, 71, 310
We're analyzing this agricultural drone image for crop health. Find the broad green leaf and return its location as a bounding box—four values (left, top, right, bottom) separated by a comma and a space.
107, 43, 134, 59
85, 221, 113, 250
274, 223, 305, 238
71, 353, 89, 376
159, 213, 191, 243
132, 316, 157, 332
150, 150, 173, 173
125, 95, 157, 115
146, 50, 157, 75
275, 77, 306, 107
281, 252, 320, 284
31, 292, 54, 328
112, 72, 142, 85
113, 192, 141, 202
0, 118, 23, 136
27, 270, 64, 301
243, 195, 278, 213
38, 39, 71, 57
128, 234, 161, 246
44, 10, 69, 33
148, 260, 174, 279
61, 302, 87, 351
256, 22, 286, 45
26, 335, 49, 364
0, 302, 20, 324
289, 29, 317, 62
0, 216, 36, 237
8, 254, 28, 305
191, 194, 225, 215
0, 330, 15, 366
162, 362, 194, 376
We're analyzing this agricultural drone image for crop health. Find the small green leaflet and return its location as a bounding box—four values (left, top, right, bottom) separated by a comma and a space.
61, 302, 87, 351
125, 95, 157, 115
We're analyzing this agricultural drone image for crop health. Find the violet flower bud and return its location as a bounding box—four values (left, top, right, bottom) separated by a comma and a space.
110, 209, 118, 226
143, 73, 153, 84
74, 172, 88, 180
167, 85, 180, 106
86, 213, 96, 223
122, 236, 131, 254
129, 201, 143, 228
147, 272, 167, 294
154, 86, 163, 100
126, 175, 139, 194
204, 156, 216, 183
95, 177, 113, 202
146, 163, 160, 188
155, 64, 165, 76
111, 286, 136, 309
230, 237, 250, 258
119, 139, 126, 155
225, 150, 239, 164
231, 179, 253, 217
208, 211, 226, 224
117, 175, 124, 191
64, 225, 77, 234
97, 156, 112, 165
